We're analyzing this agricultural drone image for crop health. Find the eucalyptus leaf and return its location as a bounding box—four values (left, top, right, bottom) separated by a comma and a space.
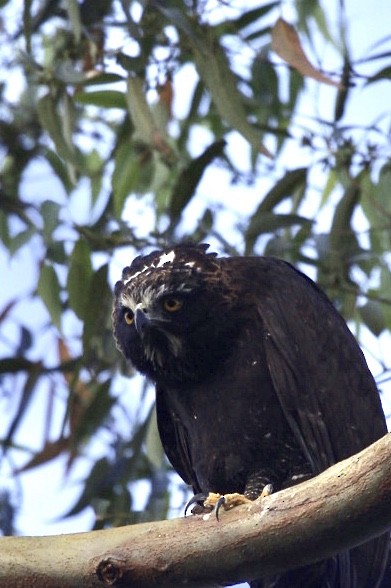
358, 301, 385, 336
37, 264, 63, 331
67, 239, 93, 320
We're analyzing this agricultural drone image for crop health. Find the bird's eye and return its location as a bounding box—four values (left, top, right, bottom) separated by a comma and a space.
163, 297, 183, 312
124, 310, 134, 325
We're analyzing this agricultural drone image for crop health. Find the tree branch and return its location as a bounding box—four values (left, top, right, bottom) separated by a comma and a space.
1, 433, 391, 587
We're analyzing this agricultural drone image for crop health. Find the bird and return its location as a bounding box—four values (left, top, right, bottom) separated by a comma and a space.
112, 242, 389, 588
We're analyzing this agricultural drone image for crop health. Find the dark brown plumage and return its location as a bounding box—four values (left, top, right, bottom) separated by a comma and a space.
112, 243, 389, 588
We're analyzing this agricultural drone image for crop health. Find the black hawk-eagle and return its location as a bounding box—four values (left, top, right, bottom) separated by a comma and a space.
112, 242, 389, 588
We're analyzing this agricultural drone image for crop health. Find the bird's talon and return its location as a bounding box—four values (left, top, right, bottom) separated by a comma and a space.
215, 495, 226, 520
259, 483, 273, 499
184, 492, 208, 516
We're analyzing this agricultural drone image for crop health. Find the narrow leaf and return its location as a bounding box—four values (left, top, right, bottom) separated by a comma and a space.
192, 35, 273, 157
66, 0, 82, 43
44, 149, 74, 193
67, 239, 93, 319
366, 65, 391, 85
233, 3, 279, 30
15, 438, 70, 473
41, 200, 61, 241
36, 93, 78, 164
112, 140, 143, 216
246, 212, 311, 243
358, 301, 385, 336
74, 90, 127, 109
3, 361, 42, 449
126, 76, 176, 164
271, 18, 342, 88
169, 140, 226, 224
37, 264, 63, 330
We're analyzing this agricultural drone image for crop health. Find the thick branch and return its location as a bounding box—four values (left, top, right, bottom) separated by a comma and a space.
1, 433, 391, 587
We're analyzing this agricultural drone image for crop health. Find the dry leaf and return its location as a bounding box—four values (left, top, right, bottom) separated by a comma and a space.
58, 338, 93, 434
15, 437, 70, 473
271, 17, 342, 88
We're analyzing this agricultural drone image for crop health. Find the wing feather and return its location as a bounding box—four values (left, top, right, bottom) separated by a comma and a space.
250, 258, 387, 473
155, 386, 201, 493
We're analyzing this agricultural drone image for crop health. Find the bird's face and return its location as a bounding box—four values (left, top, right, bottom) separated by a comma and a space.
112, 244, 238, 385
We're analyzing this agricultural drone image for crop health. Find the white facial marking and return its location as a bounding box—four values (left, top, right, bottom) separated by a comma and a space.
123, 250, 177, 285
156, 250, 176, 267
123, 267, 149, 285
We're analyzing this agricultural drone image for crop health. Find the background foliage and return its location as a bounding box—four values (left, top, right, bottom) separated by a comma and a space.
1, 0, 390, 536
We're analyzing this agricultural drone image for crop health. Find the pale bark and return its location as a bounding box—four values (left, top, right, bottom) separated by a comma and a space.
1, 433, 391, 588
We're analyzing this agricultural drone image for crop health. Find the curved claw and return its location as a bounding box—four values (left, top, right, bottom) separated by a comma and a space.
184, 492, 208, 516
214, 495, 226, 521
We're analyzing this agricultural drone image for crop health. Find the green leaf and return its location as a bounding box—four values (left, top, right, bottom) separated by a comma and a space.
8, 227, 36, 255
83, 264, 112, 361
41, 200, 61, 242
233, 3, 279, 30
44, 149, 74, 194
245, 168, 307, 251
112, 141, 142, 216
66, 0, 82, 43
169, 139, 226, 225
358, 301, 385, 336
37, 93, 78, 164
37, 264, 63, 330
192, 32, 272, 157
73, 379, 115, 444
366, 65, 391, 85
329, 182, 361, 253
74, 90, 127, 109
67, 239, 93, 320
82, 72, 125, 86
379, 267, 391, 330
3, 362, 43, 449
246, 212, 312, 245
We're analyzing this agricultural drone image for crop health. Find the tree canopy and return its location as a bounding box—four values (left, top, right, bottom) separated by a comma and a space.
0, 0, 390, 537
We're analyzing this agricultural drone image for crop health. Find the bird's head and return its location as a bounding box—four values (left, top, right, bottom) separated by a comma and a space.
112, 243, 240, 385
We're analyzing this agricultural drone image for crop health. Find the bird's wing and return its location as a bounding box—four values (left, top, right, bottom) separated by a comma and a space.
155, 386, 200, 492
252, 258, 387, 474
251, 258, 389, 587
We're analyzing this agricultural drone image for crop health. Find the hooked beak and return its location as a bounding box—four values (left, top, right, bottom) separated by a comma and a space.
134, 306, 150, 335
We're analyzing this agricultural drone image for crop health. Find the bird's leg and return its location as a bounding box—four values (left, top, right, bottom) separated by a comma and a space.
203, 481, 274, 520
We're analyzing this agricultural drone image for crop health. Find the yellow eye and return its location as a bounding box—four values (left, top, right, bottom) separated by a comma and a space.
163, 298, 183, 312
124, 310, 134, 325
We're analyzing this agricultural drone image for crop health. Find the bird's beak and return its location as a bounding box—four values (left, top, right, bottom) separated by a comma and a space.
134, 307, 150, 335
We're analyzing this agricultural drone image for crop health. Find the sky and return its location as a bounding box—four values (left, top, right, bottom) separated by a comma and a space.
1, 2, 391, 586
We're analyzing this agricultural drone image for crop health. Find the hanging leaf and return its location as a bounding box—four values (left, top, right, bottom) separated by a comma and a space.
15, 437, 70, 474
233, 3, 279, 30
67, 238, 93, 320
155, 4, 272, 157
3, 361, 43, 450
74, 90, 127, 109
329, 182, 361, 255
358, 301, 385, 336
37, 264, 63, 330
44, 149, 74, 194
192, 34, 273, 157
245, 168, 307, 251
36, 93, 78, 164
366, 65, 391, 84
169, 139, 226, 225
246, 212, 312, 246
126, 76, 176, 165
271, 18, 342, 88
41, 200, 61, 242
